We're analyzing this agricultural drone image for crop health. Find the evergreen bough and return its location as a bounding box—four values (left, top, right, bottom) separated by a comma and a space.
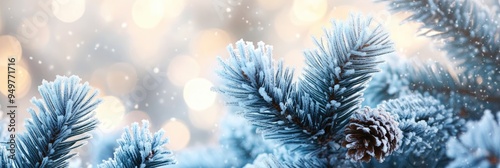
215, 14, 395, 166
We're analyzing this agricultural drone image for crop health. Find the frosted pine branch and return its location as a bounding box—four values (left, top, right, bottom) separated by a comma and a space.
365, 58, 500, 119
367, 93, 465, 167
15, 76, 101, 168
300, 14, 394, 140
381, 0, 500, 76
446, 110, 500, 168
216, 14, 395, 165
98, 121, 176, 168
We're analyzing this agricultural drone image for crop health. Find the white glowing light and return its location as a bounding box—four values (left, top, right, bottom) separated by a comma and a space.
183, 78, 216, 111
52, 0, 86, 23
162, 120, 190, 151
94, 96, 125, 132
167, 55, 200, 87
291, 0, 327, 25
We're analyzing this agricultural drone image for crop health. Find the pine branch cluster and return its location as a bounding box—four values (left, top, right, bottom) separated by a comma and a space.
0, 76, 176, 168
216, 14, 396, 166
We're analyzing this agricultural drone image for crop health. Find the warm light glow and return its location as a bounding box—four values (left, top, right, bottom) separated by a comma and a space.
163, 0, 185, 19
257, 0, 286, 10
132, 0, 183, 28
25, 26, 51, 49
95, 96, 125, 132
90, 68, 108, 95
283, 49, 305, 80
0, 65, 31, 98
128, 32, 165, 66
191, 29, 231, 68
106, 62, 137, 95
52, 0, 86, 23
183, 78, 216, 111
189, 105, 221, 130
385, 14, 427, 56
291, 0, 327, 25
274, 10, 305, 43
132, 0, 165, 28
0, 35, 22, 65
100, 0, 131, 22
162, 119, 190, 151
326, 5, 354, 20
124, 110, 151, 125
167, 55, 200, 87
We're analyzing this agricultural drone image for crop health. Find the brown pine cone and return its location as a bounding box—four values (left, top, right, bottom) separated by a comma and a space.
342, 107, 402, 162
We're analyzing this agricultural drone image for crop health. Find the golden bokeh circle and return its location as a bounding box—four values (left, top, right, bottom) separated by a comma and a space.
0, 35, 22, 65
106, 62, 138, 95
162, 119, 190, 151
94, 96, 126, 132
0, 64, 31, 98
167, 55, 200, 87
52, 0, 86, 23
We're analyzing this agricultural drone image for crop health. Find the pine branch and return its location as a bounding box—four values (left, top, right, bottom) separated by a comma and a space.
300, 13, 395, 143
380, 0, 500, 79
219, 113, 274, 166
175, 113, 274, 167
363, 55, 411, 107
15, 75, 101, 168
365, 58, 500, 119
0, 147, 14, 168
446, 110, 500, 168
98, 121, 176, 168
216, 40, 323, 155
367, 93, 465, 167
216, 14, 395, 160
244, 153, 328, 168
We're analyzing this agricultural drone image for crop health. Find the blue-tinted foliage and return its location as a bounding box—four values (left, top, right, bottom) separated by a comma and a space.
362, 55, 410, 107
244, 153, 328, 168
13, 76, 101, 168
98, 121, 176, 168
174, 113, 273, 168
366, 94, 465, 167
215, 14, 395, 166
365, 56, 500, 119
446, 110, 500, 168
0, 76, 176, 167
377, 0, 500, 119
0, 147, 13, 167
381, 0, 499, 80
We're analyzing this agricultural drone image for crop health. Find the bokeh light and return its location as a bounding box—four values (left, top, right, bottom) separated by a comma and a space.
90, 67, 109, 95
0, 64, 31, 98
106, 62, 137, 95
274, 9, 305, 43
24, 25, 51, 49
191, 29, 232, 68
94, 96, 126, 132
162, 119, 190, 151
132, 0, 184, 29
124, 110, 151, 125
0, 35, 22, 65
52, 0, 86, 23
183, 78, 216, 111
257, 0, 286, 11
283, 49, 305, 79
188, 105, 221, 130
167, 55, 200, 87
0, 0, 447, 164
132, 0, 165, 29
100, 0, 132, 22
290, 0, 327, 25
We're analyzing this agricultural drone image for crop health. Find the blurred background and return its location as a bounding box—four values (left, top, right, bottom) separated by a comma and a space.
0, 0, 444, 166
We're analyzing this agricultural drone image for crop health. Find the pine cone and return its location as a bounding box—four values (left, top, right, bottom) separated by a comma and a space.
342, 107, 402, 162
